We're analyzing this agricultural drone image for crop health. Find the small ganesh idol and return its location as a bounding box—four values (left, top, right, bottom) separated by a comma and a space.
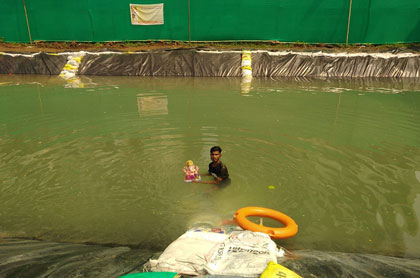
183, 160, 201, 182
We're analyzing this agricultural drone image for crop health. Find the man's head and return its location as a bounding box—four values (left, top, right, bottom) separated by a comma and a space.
210, 146, 222, 163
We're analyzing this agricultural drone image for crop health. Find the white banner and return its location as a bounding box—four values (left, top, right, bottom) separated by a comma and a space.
130, 4, 164, 25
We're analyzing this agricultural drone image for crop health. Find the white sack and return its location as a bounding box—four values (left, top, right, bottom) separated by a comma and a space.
149, 228, 229, 275
204, 231, 282, 277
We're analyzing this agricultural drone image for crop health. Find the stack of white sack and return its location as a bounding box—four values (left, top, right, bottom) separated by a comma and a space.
59, 53, 85, 79
149, 228, 284, 277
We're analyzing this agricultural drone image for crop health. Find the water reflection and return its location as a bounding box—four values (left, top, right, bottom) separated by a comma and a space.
416, 171, 420, 183
63, 77, 84, 88
2, 75, 420, 93
240, 75, 253, 94
137, 93, 168, 117
0, 75, 419, 257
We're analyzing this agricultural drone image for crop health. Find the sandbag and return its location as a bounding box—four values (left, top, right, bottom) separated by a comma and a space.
149, 228, 230, 275
204, 231, 284, 277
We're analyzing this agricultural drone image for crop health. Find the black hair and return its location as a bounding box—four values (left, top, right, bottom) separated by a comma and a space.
210, 146, 222, 153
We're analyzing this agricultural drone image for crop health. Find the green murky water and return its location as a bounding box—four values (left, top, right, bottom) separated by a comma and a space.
1, 75, 419, 257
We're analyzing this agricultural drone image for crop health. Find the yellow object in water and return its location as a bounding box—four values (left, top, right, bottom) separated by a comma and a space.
260, 261, 302, 278
268, 185, 275, 190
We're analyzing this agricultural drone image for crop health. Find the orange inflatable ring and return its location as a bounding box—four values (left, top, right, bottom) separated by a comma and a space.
234, 207, 298, 239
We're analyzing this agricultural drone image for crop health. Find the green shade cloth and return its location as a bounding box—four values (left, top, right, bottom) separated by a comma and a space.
0, 0, 419, 43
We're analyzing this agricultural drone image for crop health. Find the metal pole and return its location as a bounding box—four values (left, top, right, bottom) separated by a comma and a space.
188, 0, 191, 41
346, 0, 353, 47
23, 0, 33, 44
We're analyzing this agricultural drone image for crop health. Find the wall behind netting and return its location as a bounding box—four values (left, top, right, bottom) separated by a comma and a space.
1, 0, 419, 44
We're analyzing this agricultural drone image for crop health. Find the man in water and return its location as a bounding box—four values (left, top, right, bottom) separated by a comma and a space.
195, 146, 229, 185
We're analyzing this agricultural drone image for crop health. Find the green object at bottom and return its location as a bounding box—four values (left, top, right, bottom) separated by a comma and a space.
120, 272, 177, 278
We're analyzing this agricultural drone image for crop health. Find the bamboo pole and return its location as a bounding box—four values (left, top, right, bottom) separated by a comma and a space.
346, 0, 353, 47
23, 0, 33, 44
37, 83, 44, 114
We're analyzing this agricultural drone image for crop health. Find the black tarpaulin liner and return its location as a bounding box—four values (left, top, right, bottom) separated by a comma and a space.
0, 53, 68, 75
280, 250, 420, 278
251, 51, 420, 77
0, 238, 153, 278
1, 238, 420, 278
78, 50, 242, 77
1, 50, 419, 78
77, 50, 420, 77
79, 52, 152, 76
193, 51, 242, 77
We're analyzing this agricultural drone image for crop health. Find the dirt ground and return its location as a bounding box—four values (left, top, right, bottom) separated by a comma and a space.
1, 41, 419, 53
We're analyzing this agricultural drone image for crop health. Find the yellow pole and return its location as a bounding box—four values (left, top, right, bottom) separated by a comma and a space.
346, 0, 353, 47
188, 0, 191, 41
23, 0, 33, 44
